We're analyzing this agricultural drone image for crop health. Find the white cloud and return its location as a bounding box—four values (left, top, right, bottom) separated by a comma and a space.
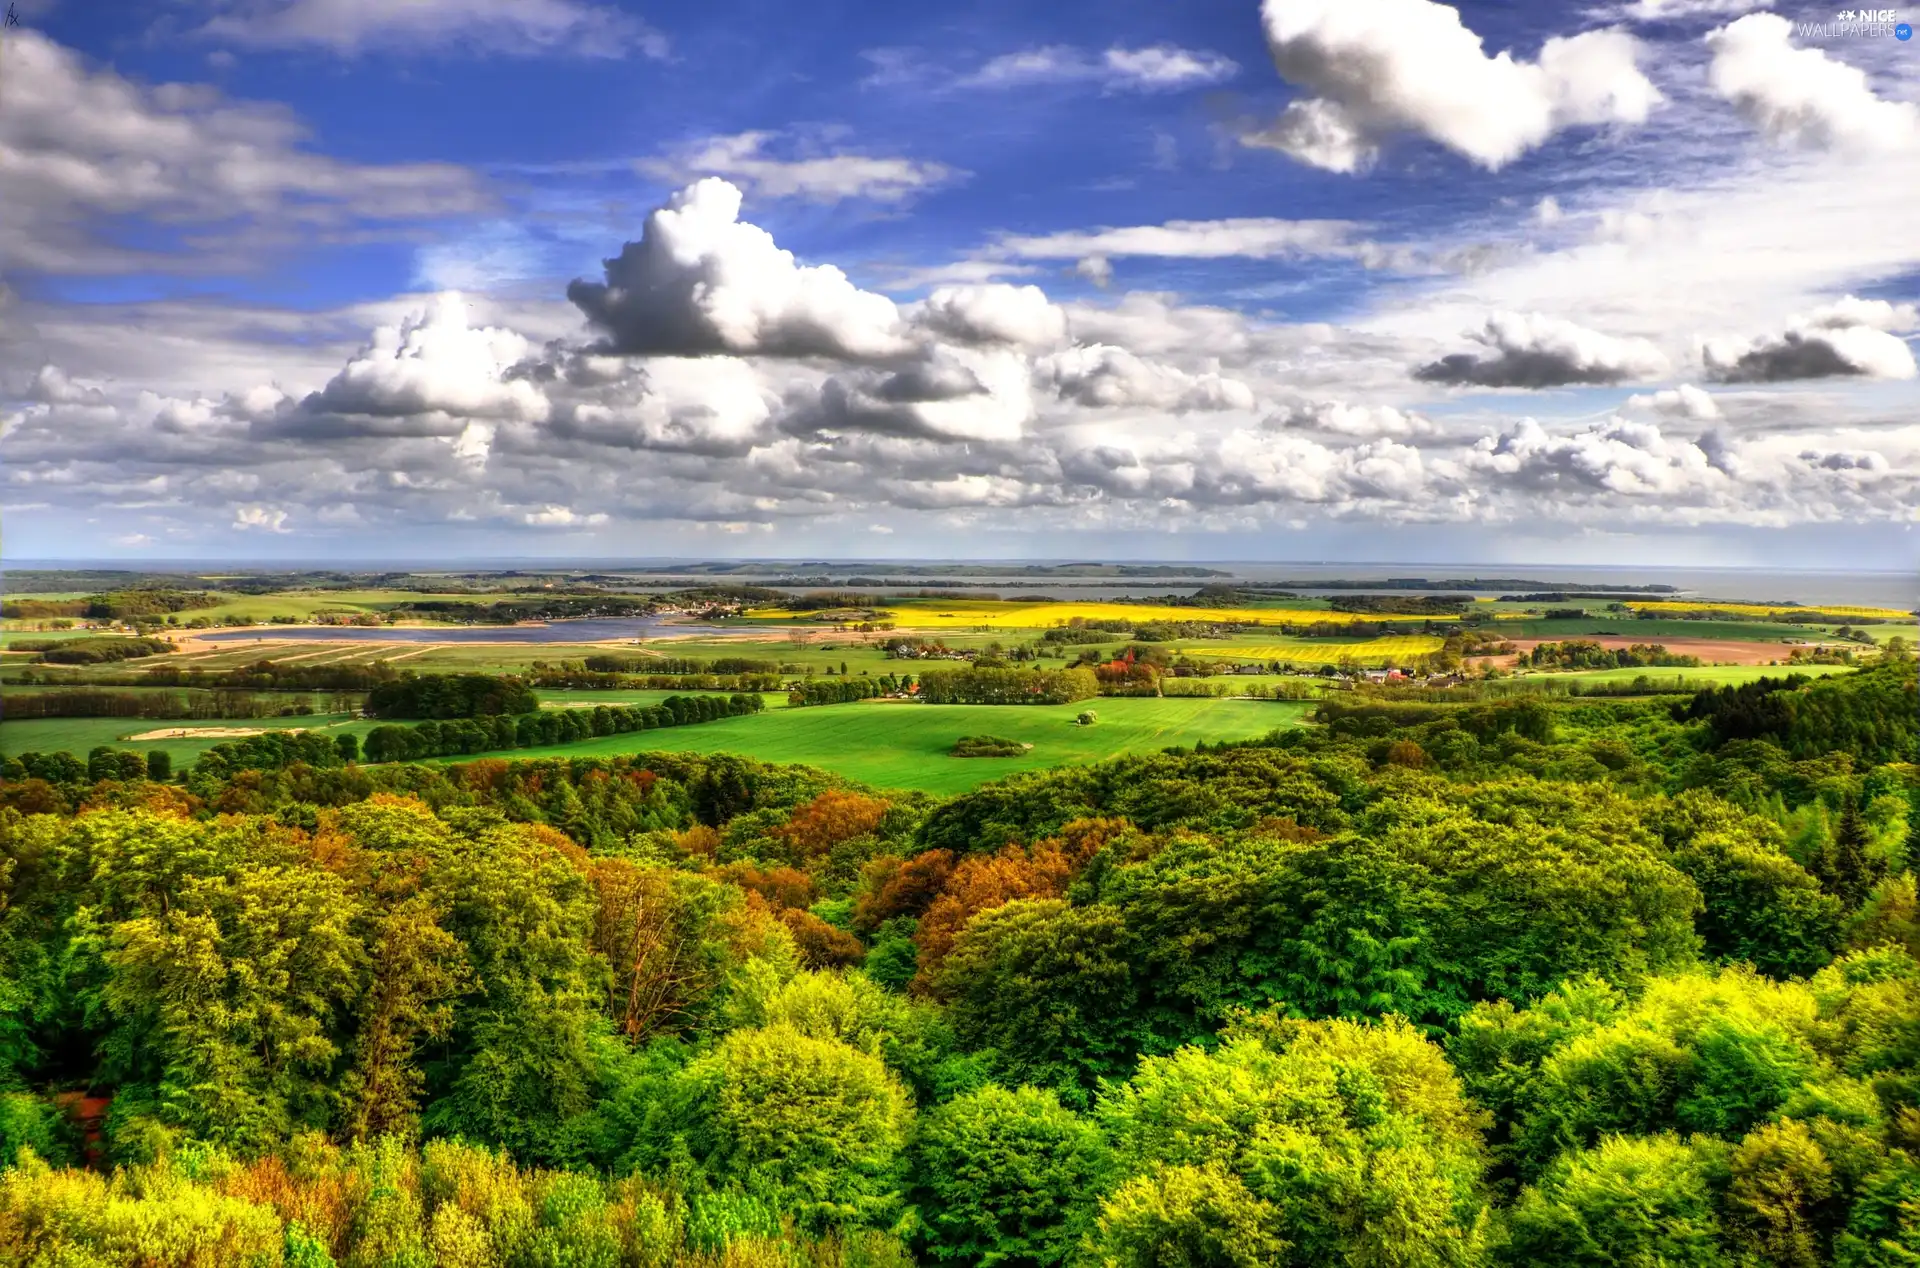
1469, 416, 1728, 497
111, 533, 156, 548
1626, 383, 1723, 420
1702, 295, 1918, 382
548, 356, 775, 455
1706, 14, 1920, 152
913, 284, 1067, 348
1703, 327, 1917, 382
1416, 312, 1671, 387
995, 216, 1361, 262
1245, 98, 1377, 173
1099, 46, 1241, 91
1269, 400, 1437, 437
799, 346, 1038, 443
1251, 0, 1660, 171
638, 132, 959, 205
1075, 256, 1114, 287
568, 179, 912, 360
233, 504, 290, 532
196, 0, 667, 59
1803, 296, 1919, 333
1062, 293, 1259, 359
875, 259, 1043, 291
27, 366, 109, 406
960, 44, 1238, 92
1036, 345, 1256, 412
0, 32, 487, 274
302, 293, 547, 424
523, 505, 611, 527
450, 421, 495, 467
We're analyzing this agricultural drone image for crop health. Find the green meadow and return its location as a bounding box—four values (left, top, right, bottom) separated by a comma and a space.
442, 696, 1314, 795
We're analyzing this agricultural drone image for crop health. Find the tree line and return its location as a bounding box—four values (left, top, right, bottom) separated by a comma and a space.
535, 669, 788, 692
1526, 639, 1703, 669
790, 677, 893, 706
917, 667, 1098, 705
362, 695, 766, 763
12, 637, 175, 665
62, 658, 403, 692
0, 588, 220, 620
0, 689, 357, 721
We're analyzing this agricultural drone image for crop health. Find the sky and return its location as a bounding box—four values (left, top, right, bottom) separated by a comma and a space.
1, 0, 1917, 567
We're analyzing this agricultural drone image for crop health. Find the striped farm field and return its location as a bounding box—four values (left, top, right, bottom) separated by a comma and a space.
747, 599, 1442, 629
1627, 600, 1912, 620
1184, 635, 1447, 665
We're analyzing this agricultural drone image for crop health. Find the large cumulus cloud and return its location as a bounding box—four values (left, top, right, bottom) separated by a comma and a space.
1248, 0, 1660, 172
567, 178, 912, 360
1415, 312, 1671, 387
1703, 296, 1917, 382
299, 294, 547, 427
1706, 15, 1920, 152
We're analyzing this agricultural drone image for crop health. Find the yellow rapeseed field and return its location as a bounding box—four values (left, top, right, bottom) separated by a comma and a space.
747, 599, 1444, 629
1627, 600, 1913, 621
1184, 636, 1447, 665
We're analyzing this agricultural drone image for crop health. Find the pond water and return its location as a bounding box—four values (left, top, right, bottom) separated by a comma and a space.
199, 619, 742, 644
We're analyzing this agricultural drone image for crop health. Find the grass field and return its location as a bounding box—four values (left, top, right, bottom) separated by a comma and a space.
747, 599, 1444, 630
444, 696, 1313, 795
1182, 635, 1446, 666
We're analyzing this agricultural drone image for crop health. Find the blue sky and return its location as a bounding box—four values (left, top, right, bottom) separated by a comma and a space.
2, 0, 1917, 563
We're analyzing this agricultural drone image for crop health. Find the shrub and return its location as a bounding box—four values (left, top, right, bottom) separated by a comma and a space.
951, 736, 1028, 758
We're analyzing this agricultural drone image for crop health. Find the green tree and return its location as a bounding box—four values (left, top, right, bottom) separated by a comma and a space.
421, 825, 604, 1165
1724, 1119, 1836, 1268
100, 864, 369, 1150
145, 750, 172, 783
1836, 1156, 1920, 1267
641, 1023, 914, 1229
1096, 1015, 1491, 1268
1086, 1164, 1288, 1268
341, 898, 470, 1141
86, 746, 116, 783
937, 900, 1141, 1099
1507, 1134, 1730, 1268
1820, 799, 1883, 909
910, 1084, 1111, 1266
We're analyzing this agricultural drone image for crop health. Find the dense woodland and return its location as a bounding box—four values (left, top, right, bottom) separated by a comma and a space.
0, 657, 1913, 1265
